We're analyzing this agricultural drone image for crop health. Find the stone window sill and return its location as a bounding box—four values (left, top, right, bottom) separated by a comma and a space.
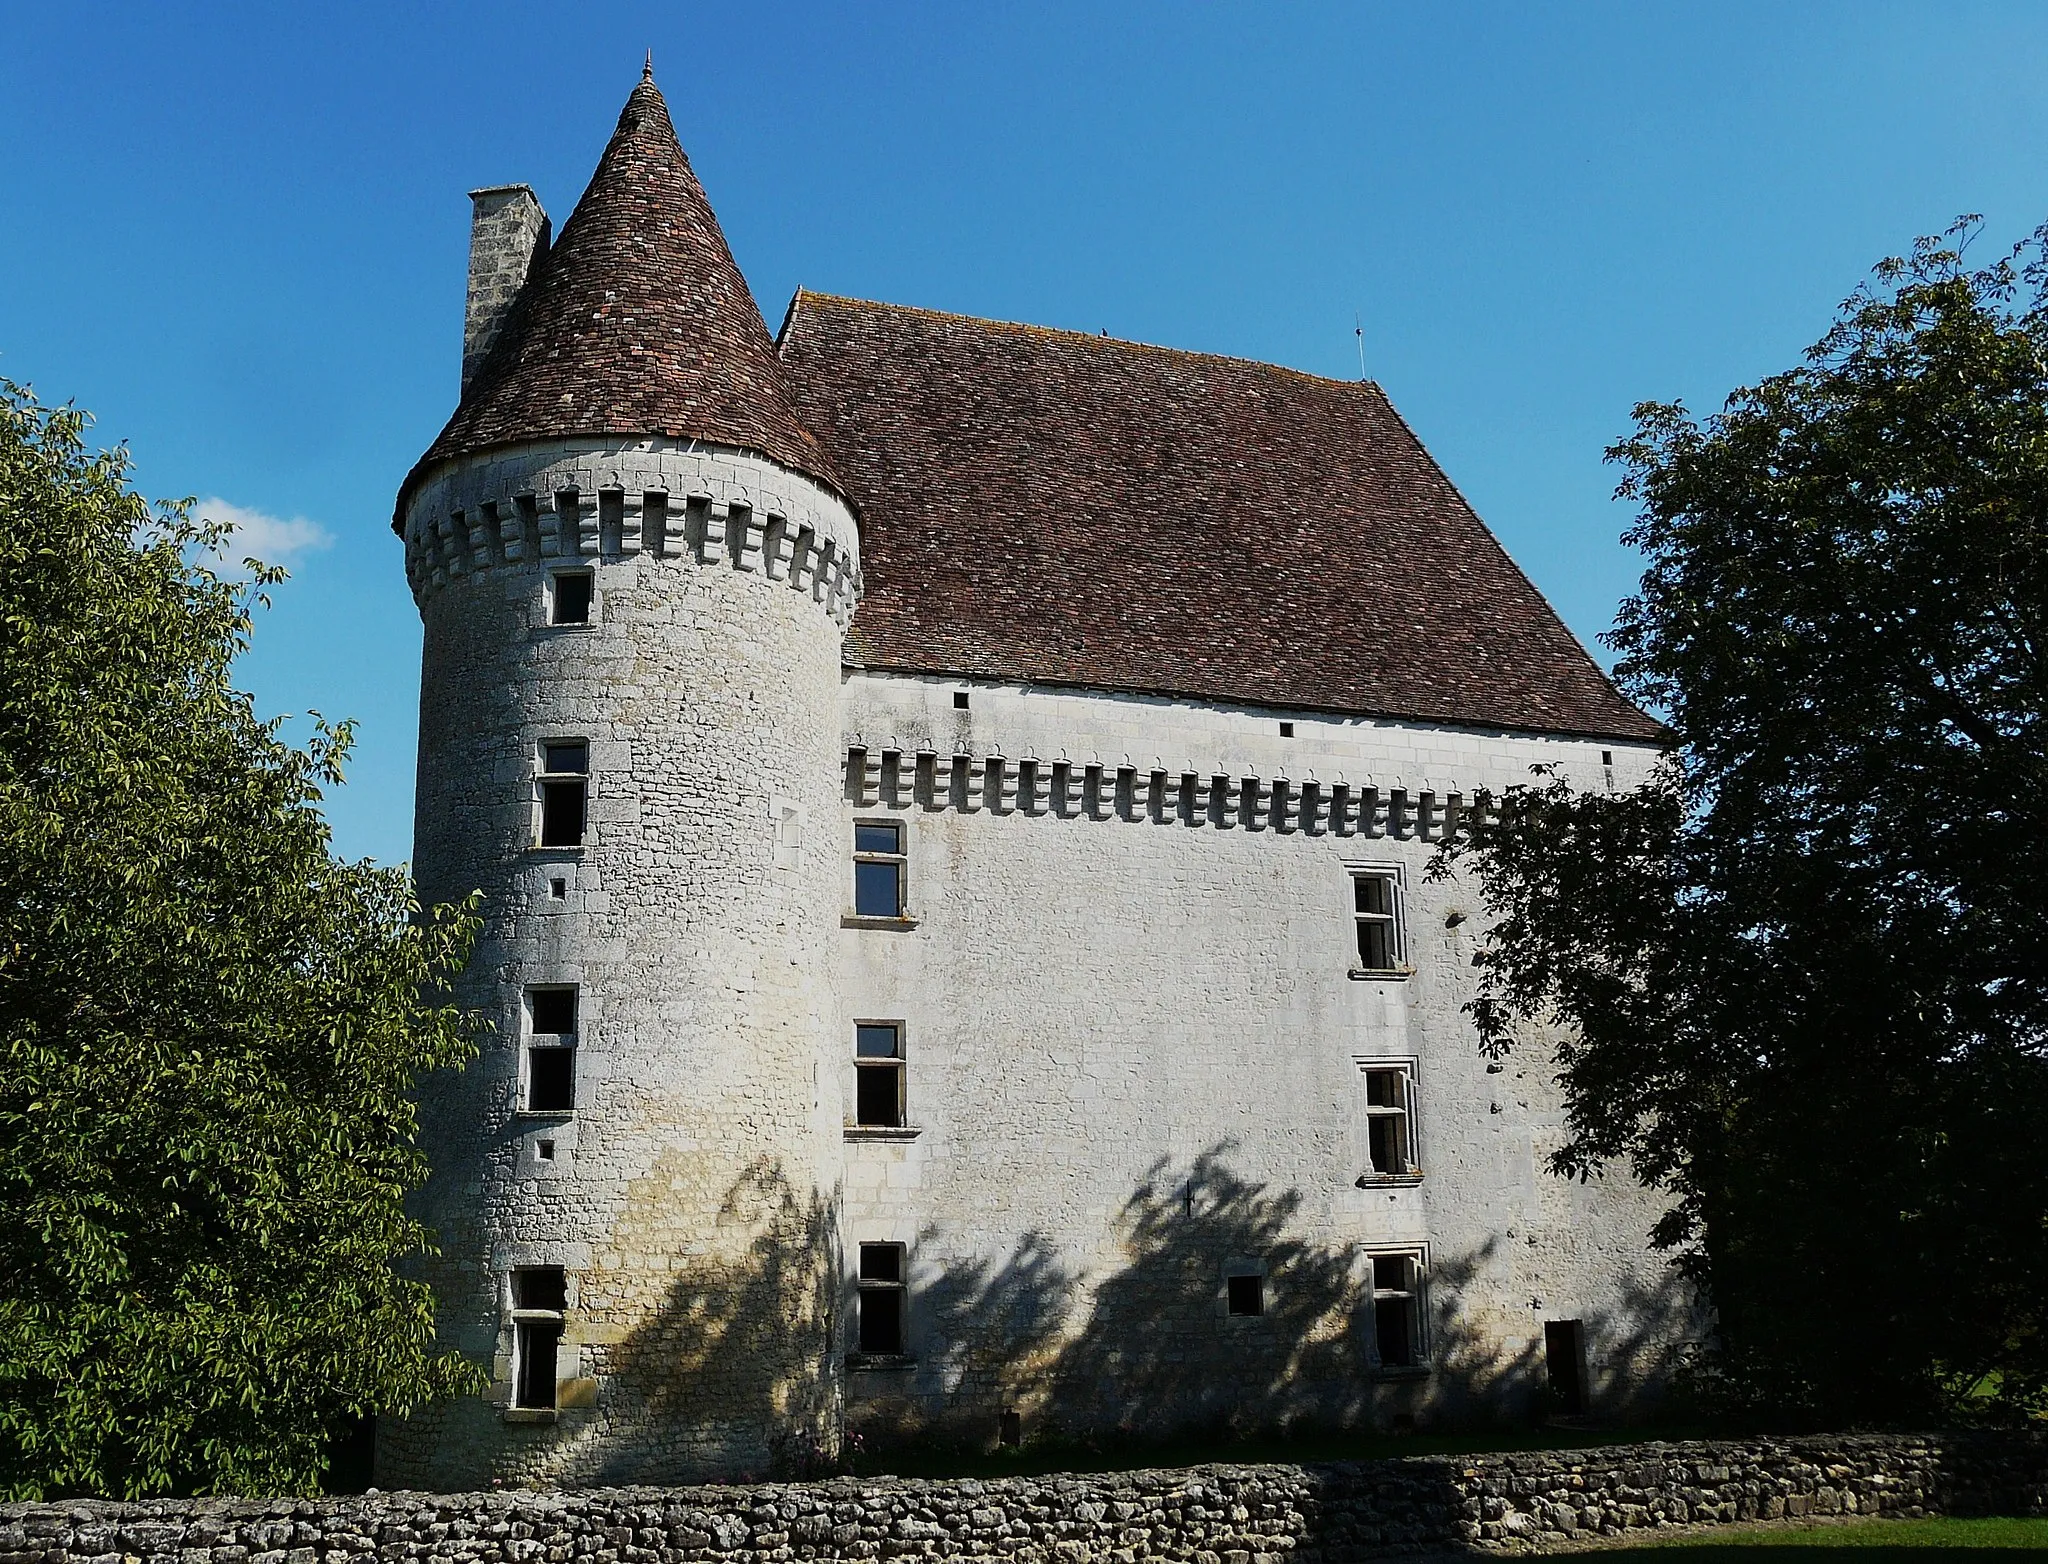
526, 845, 589, 859
844, 1125, 924, 1143
1354, 1173, 1424, 1188
502, 1407, 558, 1424
843, 913, 920, 931
513, 1108, 575, 1122
1374, 1363, 1433, 1381
848, 1353, 917, 1372
1348, 967, 1413, 982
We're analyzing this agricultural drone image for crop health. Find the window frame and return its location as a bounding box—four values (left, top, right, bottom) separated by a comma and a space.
1366, 1248, 1430, 1374
508, 1265, 568, 1412
1354, 1056, 1421, 1183
848, 816, 911, 924
536, 739, 589, 850
1347, 863, 1408, 978
521, 986, 578, 1117
852, 1241, 911, 1362
853, 1020, 906, 1129
546, 567, 596, 629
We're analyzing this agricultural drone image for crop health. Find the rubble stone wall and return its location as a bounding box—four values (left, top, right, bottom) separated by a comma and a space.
10, 1434, 2047, 1563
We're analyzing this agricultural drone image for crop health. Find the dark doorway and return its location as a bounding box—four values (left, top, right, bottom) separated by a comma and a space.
1544, 1319, 1586, 1415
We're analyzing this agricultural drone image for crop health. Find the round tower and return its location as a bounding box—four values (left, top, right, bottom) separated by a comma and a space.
378, 69, 858, 1487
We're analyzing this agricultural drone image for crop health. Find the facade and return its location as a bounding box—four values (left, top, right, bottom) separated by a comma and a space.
378, 69, 1699, 1489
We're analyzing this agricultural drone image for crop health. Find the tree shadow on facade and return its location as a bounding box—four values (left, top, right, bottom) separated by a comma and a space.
548, 1153, 840, 1484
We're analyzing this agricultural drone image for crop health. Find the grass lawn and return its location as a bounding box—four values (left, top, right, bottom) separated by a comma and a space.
1600, 1515, 2048, 1555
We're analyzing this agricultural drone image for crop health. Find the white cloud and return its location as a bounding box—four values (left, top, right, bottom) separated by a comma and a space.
196, 496, 333, 569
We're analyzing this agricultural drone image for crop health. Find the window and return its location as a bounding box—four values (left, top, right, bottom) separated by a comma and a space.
855, 1023, 904, 1127
1226, 1273, 1265, 1316
857, 1243, 906, 1355
511, 1266, 566, 1409
550, 571, 593, 626
953, 690, 970, 709
1352, 870, 1403, 973
1278, 721, 1294, 738
1545, 1319, 1587, 1414
525, 987, 576, 1114
1369, 1252, 1425, 1369
1360, 1064, 1417, 1179
538, 741, 588, 848
852, 821, 905, 917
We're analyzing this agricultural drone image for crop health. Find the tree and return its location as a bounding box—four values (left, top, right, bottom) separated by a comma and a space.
1436, 224, 2048, 1426
0, 381, 486, 1498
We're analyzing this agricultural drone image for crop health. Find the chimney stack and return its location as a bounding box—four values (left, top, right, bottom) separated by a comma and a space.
463, 185, 550, 394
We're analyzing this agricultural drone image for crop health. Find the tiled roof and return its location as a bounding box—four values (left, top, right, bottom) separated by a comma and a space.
778, 293, 1661, 742
396, 73, 842, 518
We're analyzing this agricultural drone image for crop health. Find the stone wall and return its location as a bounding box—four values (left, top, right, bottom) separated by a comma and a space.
14, 1435, 2046, 1564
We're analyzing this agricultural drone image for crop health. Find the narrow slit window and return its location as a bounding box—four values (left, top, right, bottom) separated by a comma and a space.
1545, 1319, 1587, 1414
1361, 1065, 1416, 1178
855, 1023, 904, 1127
551, 571, 593, 626
852, 821, 906, 918
539, 741, 588, 848
857, 1242, 906, 1355
1370, 1252, 1424, 1369
511, 1265, 567, 1409
1352, 870, 1402, 972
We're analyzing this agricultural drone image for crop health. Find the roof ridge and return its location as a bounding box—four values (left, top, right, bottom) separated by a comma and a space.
785, 289, 1379, 393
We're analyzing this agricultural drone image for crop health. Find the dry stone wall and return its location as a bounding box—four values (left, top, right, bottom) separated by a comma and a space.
12, 1435, 2046, 1564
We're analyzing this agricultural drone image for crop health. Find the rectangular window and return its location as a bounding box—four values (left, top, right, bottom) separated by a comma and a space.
855, 1023, 904, 1127
511, 1265, 567, 1409
539, 741, 588, 848
857, 1242, 906, 1355
550, 571, 593, 626
1352, 870, 1402, 972
525, 987, 577, 1114
1370, 1251, 1425, 1369
852, 821, 905, 917
1361, 1064, 1416, 1178
1226, 1273, 1265, 1317
1545, 1319, 1587, 1414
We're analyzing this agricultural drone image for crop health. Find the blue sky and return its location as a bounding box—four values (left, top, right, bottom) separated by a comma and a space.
7, 3, 2048, 864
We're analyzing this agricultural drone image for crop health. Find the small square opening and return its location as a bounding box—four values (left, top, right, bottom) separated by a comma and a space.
530, 988, 577, 1036
1227, 1273, 1265, 1316
1279, 721, 1294, 737
551, 572, 593, 626
536, 1138, 556, 1162
549, 877, 568, 900
513, 1265, 567, 1312
953, 690, 970, 709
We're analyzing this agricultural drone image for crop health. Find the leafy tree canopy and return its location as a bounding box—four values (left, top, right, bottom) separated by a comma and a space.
1437, 224, 2048, 1426
0, 382, 485, 1498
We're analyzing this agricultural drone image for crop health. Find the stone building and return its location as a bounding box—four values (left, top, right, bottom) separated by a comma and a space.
378, 67, 1699, 1489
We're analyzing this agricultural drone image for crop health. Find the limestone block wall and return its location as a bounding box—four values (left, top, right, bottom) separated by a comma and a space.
10, 1434, 2047, 1562
835, 672, 1697, 1445
385, 439, 859, 1489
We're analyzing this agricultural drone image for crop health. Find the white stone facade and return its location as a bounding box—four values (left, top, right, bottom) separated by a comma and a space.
382, 432, 1699, 1487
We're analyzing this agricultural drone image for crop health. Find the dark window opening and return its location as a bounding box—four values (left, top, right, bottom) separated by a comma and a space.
539, 742, 589, 849
551, 572, 592, 626
513, 1319, 561, 1408
1227, 1273, 1265, 1316
1601, 750, 1613, 767
999, 1409, 1023, 1448
953, 690, 970, 709
857, 1242, 906, 1355
1353, 872, 1400, 971
1371, 1252, 1422, 1368
526, 1046, 575, 1113
1363, 1066, 1414, 1177
549, 877, 567, 900
852, 822, 906, 917
530, 988, 576, 1036
536, 1138, 555, 1162
855, 1022, 905, 1127
1279, 721, 1294, 737
1545, 1319, 1587, 1414
511, 1264, 567, 1411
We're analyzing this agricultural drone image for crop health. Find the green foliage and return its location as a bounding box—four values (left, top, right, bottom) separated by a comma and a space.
1435, 224, 2048, 1427
0, 381, 486, 1498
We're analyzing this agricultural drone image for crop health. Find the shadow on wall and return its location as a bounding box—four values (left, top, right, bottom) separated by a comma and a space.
856, 1145, 1698, 1452
543, 1155, 840, 1484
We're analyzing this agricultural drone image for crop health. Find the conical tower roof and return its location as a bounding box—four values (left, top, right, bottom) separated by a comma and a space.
398, 68, 844, 514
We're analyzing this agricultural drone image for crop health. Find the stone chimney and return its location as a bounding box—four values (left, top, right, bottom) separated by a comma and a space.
463, 185, 550, 394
